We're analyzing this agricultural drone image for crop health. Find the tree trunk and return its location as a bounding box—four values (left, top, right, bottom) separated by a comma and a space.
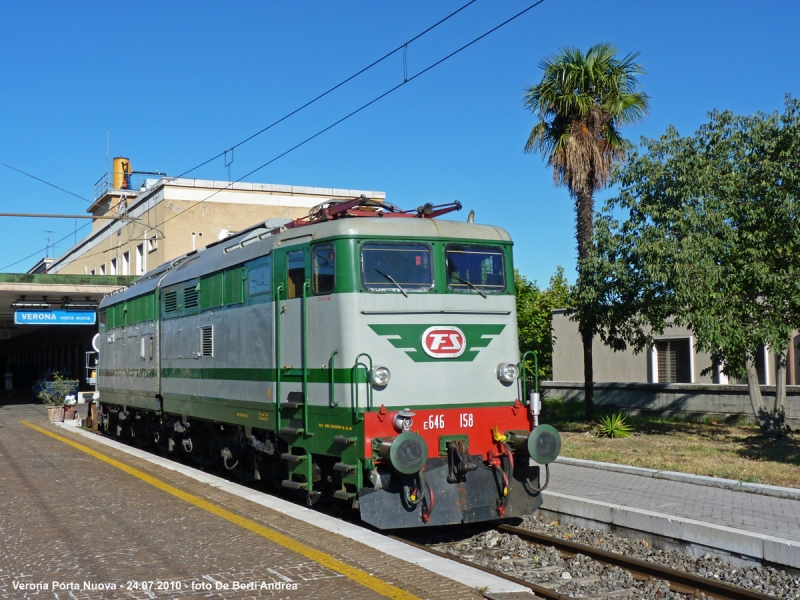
745, 353, 784, 437
580, 324, 594, 421
575, 187, 595, 422
774, 348, 787, 415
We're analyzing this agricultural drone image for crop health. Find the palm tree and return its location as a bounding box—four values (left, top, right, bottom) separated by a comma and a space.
523, 43, 648, 420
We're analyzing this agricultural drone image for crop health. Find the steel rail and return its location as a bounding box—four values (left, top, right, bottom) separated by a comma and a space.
387, 534, 572, 600
497, 524, 778, 600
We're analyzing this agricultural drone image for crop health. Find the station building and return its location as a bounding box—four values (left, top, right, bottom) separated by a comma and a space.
1, 158, 384, 393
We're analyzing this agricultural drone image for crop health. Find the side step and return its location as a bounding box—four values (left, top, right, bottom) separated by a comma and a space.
333, 490, 356, 500
281, 453, 306, 464
280, 401, 304, 410
333, 462, 356, 474
280, 427, 305, 436
333, 436, 357, 446
282, 480, 308, 490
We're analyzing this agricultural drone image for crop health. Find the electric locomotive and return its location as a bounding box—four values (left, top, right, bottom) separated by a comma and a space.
97, 197, 561, 528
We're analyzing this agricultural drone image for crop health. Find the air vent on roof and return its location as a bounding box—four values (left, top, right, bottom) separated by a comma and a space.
184, 287, 199, 309
163, 291, 178, 313
200, 325, 213, 357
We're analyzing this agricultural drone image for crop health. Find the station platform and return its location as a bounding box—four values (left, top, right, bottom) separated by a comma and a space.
0, 402, 531, 600
545, 458, 800, 569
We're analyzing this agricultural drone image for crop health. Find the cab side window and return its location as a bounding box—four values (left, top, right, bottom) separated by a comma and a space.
286, 250, 306, 299
248, 258, 272, 297
312, 244, 335, 295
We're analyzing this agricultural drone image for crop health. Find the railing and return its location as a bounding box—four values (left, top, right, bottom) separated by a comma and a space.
520, 350, 538, 405
352, 352, 373, 422
93, 172, 163, 201
274, 284, 284, 432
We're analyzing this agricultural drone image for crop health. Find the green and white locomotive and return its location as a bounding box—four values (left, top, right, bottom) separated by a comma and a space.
97, 197, 561, 528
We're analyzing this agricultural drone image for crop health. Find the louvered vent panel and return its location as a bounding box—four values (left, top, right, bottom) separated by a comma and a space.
163, 291, 178, 313
184, 287, 199, 309
200, 325, 213, 357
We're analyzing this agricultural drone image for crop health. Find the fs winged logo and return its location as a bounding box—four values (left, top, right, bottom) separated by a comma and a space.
368, 324, 506, 362
421, 326, 466, 358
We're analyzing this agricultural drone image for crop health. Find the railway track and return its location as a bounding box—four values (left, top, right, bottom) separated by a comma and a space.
393, 524, 778, 600
92, 427, 783, 599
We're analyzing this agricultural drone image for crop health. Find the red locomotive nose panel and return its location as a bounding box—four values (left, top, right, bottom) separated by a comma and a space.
421, 326, 466, 358
364, 403, 531, 460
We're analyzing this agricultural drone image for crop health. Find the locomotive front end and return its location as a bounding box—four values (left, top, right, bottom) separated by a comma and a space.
347, 227, 562, 528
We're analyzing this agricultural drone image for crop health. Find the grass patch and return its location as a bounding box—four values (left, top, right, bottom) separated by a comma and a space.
542, 398, 800, 488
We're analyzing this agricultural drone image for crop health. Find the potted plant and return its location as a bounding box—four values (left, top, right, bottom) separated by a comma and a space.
39, 374, 80, 422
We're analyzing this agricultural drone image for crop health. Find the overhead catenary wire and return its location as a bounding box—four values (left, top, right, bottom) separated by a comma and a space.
7, 0, 548, 270
51, 0, 547, 268
169, 0, 479, 180
1, 2, 478, 271
0, 163, 92, 203
151, 0, 548, 230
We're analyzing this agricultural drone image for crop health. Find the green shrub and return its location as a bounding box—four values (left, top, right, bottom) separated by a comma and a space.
596, 413, 634, 438
38, 375, 79, 406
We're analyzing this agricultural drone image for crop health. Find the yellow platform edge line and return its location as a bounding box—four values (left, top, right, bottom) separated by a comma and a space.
21, 420, 420, 600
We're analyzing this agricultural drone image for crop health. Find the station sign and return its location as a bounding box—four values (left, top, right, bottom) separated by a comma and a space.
14, 309, 96, 326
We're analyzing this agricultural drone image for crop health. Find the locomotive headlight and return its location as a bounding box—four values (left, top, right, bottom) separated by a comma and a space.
497, 363, 519, 383
372, 365, 391, 386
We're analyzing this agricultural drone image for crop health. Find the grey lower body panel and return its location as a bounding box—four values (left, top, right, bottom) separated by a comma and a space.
358, 454, 543, 529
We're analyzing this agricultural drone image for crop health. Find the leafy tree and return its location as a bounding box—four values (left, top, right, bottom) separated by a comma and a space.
593, 97, 800, 436
523, 43, 648, 419
516, 267, 571, 381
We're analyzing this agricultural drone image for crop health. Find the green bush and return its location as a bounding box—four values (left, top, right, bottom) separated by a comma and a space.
38, 375, 79, 406
596, 413, 634, 438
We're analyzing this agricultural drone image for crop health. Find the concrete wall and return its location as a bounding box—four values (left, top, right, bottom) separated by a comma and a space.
541, 381, 800, 429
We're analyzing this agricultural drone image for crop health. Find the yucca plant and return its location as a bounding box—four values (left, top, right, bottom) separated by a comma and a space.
596, 413, 634, 438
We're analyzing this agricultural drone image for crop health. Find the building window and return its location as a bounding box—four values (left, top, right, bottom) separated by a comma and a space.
110, 258, 117, 275
136, 243, 145, 275
90, 268, 96, 276
100, 263, 106, 275
122, 251, 130, 275
655, 339, 692, 383
755, 346, 768, 385
147, 235, 158, 253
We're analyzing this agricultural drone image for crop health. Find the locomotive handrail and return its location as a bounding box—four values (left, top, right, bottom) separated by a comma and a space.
274, 284, 284, 432
520, 350, 538, 406
302, 280, 311, 433
329, 350, 339, 407
353, 352, 373, 421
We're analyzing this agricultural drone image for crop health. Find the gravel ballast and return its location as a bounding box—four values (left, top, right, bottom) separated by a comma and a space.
431, 516, 800, 598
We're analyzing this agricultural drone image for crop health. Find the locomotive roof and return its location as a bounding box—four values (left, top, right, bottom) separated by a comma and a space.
100, 217, 511, 307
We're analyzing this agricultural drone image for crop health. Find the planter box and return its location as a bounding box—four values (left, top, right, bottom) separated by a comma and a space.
47, 407, 65, 422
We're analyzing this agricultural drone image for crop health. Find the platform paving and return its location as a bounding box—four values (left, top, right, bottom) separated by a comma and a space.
0, 403, 490, 599
547, 462, 800, 542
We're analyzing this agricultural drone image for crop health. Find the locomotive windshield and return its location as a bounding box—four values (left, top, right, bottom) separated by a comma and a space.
361, 243, 432, 293
445, 244, 505, 293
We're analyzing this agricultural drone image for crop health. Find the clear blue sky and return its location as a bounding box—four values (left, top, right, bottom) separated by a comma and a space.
1, 1, 798, 286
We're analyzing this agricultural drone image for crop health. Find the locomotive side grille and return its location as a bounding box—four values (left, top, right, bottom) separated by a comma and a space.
200, 325, 213, 357
163, 291, 178, 313
184, 287, 199, 309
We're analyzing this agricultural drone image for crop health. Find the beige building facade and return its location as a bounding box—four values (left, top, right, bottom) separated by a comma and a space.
551, 309, 800, 386
49, 173, 385, 277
